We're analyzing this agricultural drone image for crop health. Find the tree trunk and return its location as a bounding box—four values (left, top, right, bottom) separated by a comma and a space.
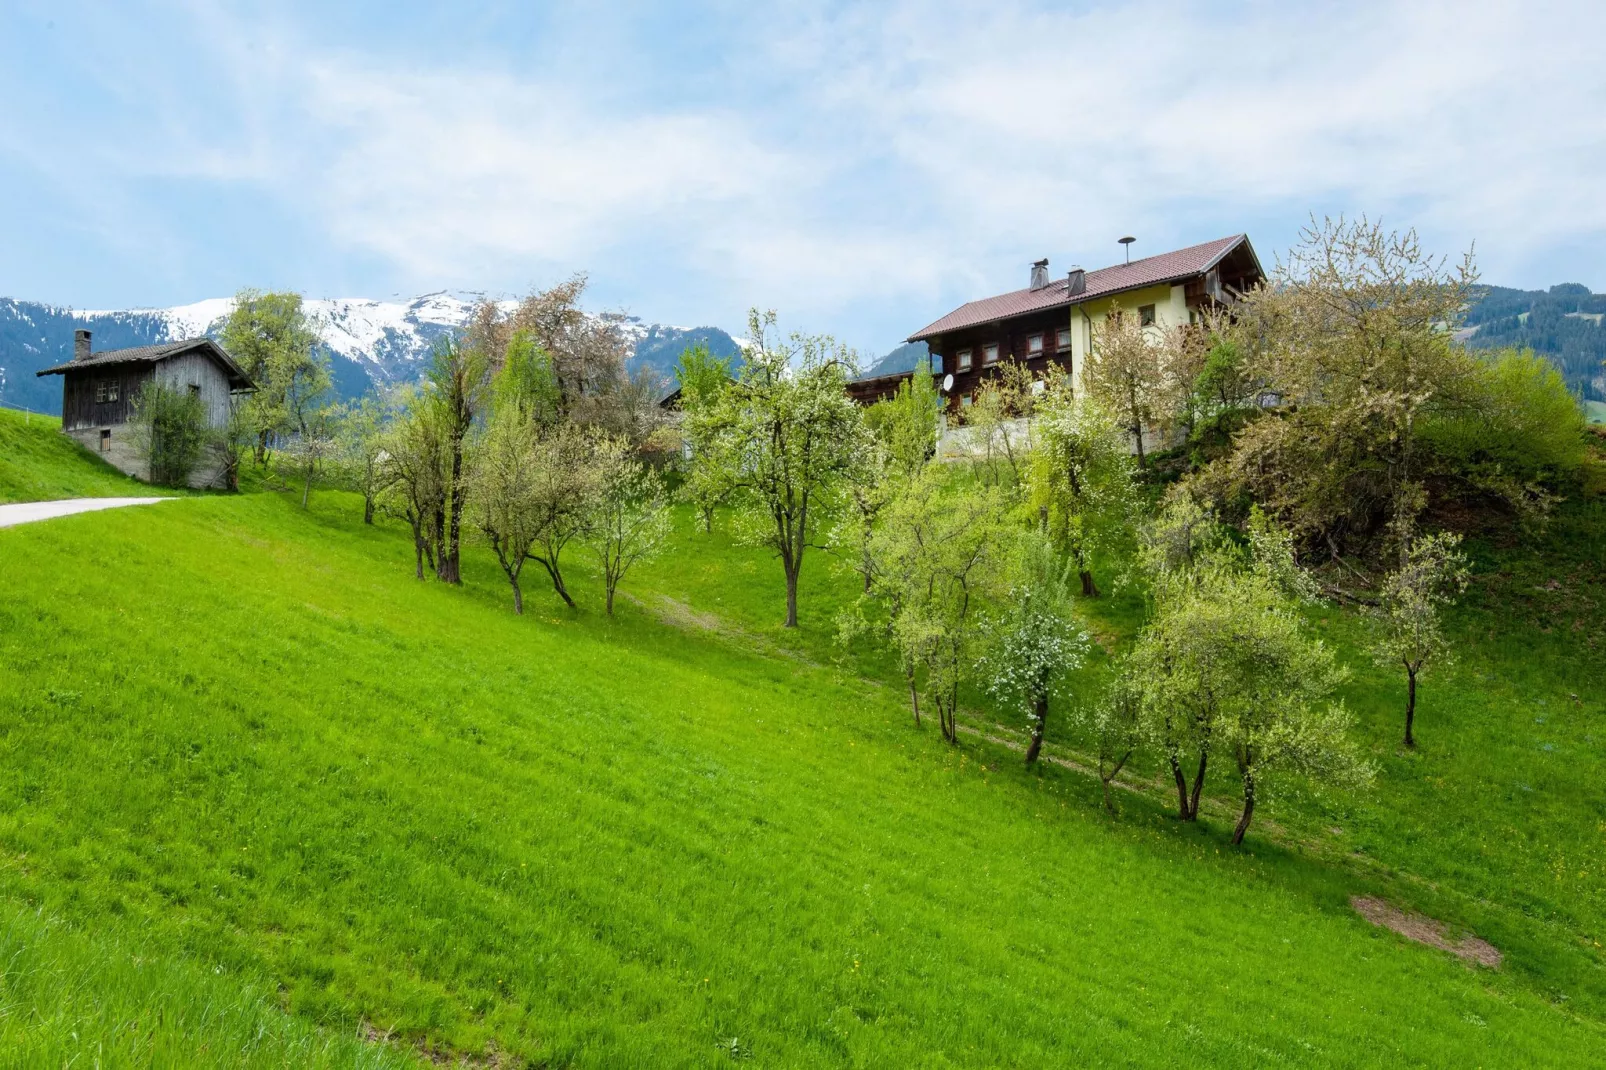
431, 504, 448, 583
1170, 754, 1190, 820
1025, 694, 1047, 766
1079, 569, 1099, 598
1132, 422, 1147, 469
906, 674, 921, 726
783, 560, 800, 628
442, 442, 465, 585
1404, 665, 1418, 747
301, 469, 313, 510
413, 536, 425, 581
605, 582, 616, 616
535, 554, 576, 609
510, 575, 524, 615
363, 496, 375, 525
1232, 770, 1256, 845
1187, 751, 1208, 821
1099, 751, 1130, 813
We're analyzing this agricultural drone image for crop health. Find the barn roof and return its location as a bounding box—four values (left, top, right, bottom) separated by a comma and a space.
908, 234, 1259, 342
36, 337, 255, 389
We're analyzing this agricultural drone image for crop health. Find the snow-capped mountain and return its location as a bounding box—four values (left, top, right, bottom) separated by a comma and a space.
0, 292, 742, 413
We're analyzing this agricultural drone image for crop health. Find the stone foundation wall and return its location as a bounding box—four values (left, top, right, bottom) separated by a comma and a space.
65, 426, 229, 490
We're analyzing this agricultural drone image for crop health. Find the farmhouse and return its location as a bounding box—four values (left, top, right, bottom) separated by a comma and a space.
850, 234, 1265, 409
35, 330, 255, 488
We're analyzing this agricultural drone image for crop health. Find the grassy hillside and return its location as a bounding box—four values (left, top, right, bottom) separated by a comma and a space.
0, 418, 1604, 1064
0, 405, 152, 503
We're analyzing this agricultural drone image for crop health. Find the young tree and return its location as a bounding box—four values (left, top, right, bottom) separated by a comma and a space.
1371, 530, 1469, 747
378, 385, 449, 581
218, 290, 323, 464
835, 438, 894, 594
1081, 303, 1183, 468
963, 361, 1037, 487
216, 395, 257, 492
1031, 379, 1139, 597
525, 422, 604, 609
590, 435, 671, 615
1131, 504, 1370, 841
280, 403, 338, 509
427, 336, 492, 585
470, 407, 546, 614
335, 391, 395, 523
129, 380, 208, 487
849, 468, 1010, 742
864, 357, 940, 477
674, 344, 736, 533
1088, 665, 1143, 812
977, 533, 1090, 765
688, 310, 867, 627
493, 330, 562, 428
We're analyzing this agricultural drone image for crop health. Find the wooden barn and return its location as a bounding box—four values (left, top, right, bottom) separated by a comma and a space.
850, 234, 1264, 412
35, 330, 255, 488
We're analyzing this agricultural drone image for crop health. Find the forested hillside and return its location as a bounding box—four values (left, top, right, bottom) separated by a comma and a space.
1465, 282, 1606, 402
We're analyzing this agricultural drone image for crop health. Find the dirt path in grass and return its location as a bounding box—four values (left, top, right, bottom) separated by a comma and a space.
1350, 896, 1502, 967
0, 496, 175, 529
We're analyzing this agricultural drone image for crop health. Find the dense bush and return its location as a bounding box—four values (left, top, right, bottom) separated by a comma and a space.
131, 380, 209, 487
1421, 348, 1588, 488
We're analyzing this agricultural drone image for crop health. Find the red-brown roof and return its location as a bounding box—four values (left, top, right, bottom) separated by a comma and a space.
908, 234, 1255, 342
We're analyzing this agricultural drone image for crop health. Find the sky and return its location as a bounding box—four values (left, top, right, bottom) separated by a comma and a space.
1, 0, 1603, 357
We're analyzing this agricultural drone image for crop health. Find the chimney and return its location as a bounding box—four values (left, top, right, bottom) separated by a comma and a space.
1065, 267, 1086, 297
74, 329, 92, 362
1029, 258, 1050, 291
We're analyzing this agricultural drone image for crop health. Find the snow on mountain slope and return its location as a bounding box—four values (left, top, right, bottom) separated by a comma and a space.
2, 292, 743, 411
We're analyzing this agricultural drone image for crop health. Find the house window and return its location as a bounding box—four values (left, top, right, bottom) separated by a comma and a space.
1139, 304, 1157, 327
956, 349, 973, 371
982, 343, 1000, 365
95, 380, 119, 403
1027, 333, 1044, 355
100, 429, 110, 452
1056, 327, 1072, 350
959, 393, 973, 408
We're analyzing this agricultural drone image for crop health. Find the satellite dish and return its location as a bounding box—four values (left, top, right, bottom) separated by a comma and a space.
941, 373, 954, 393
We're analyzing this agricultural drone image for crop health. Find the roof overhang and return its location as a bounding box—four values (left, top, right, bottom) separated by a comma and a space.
36, 337, 256, 391
907, 234, 1260, 344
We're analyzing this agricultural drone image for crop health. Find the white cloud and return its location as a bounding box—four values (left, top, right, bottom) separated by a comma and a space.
6, 0, 1603, 343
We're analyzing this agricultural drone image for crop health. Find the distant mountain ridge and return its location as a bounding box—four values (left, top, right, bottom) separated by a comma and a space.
1461, 283, 1605, 402
0, 292, 743, 413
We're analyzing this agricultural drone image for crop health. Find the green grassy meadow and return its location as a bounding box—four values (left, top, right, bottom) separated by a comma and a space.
0, 413, 1604, 1065
0, 407, 154, 503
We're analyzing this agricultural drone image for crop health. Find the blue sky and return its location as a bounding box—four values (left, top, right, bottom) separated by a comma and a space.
2, 1, 1603, 357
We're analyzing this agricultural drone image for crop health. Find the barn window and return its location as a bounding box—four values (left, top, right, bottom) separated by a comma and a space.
1027, 334, 1044, 355
1056, 327, 1072, 350
956, 348, 973, 371
1139, 304, 1157, 327
188, 384, 201, 397
982, 343, 999, 365
95, 380, 119, 403
100, 429, 110, 452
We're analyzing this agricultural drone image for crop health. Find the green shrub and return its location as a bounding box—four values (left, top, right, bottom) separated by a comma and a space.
1423, 348, 1587, 486
131, 380, 209, 487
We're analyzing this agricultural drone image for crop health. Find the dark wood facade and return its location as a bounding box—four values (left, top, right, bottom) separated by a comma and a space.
60, 364, 155, 431
922, 305, 1076, 411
